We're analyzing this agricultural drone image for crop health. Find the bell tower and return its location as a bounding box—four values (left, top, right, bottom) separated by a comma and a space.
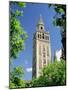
32, 15, 51, 78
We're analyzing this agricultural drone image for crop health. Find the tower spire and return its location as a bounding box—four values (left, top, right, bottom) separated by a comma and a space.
37, 15, 44, 31
38, 14, 44, 25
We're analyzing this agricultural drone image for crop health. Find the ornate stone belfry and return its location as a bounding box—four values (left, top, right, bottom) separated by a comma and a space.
32, 15, 51, 78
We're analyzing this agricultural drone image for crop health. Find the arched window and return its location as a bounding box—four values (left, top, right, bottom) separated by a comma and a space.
42, 33, 44, 39
43, 45, 46, 57
38, 34, 39, 38
43, 52, 45, 57
43, 59, 46, 64
40, 34, 41, 39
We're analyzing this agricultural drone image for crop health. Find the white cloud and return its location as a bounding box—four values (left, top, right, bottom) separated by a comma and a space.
26, 67, 32, 72
56, 49, 62, 61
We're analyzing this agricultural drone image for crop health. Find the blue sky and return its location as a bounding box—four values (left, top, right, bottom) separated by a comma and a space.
11, 2, 62, 80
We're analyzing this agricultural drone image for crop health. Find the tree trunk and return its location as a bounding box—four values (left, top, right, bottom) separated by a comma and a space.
61, 32, 66, 60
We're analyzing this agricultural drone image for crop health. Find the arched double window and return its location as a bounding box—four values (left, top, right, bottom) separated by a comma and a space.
42, 33, 44, 39
37, 33, 42, 39
40, 34, 41, 39
43, 59, 46, 64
